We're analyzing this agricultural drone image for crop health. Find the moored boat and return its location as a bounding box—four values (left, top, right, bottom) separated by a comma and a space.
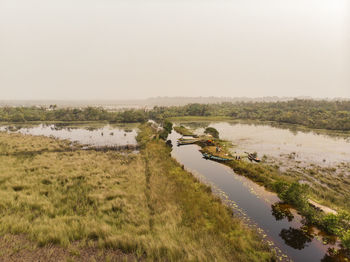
202, 152, 233, 162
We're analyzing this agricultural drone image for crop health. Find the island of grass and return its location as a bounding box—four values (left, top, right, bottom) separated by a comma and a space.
0, 123, 274, 262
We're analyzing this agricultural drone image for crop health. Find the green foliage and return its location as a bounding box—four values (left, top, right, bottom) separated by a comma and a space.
158, 130, 168, 141
204, 127, 219, 138
116, 109, 148, 123
2, 100, 350, 131
155, 99, 350, 131
321, 214, 341, 235
0, 107, 148, 123
163, 120, 173, 133
279, 182, 309, 208
341, 230, 350, 250
159, 120, 173, 140
272, 181, 290, 194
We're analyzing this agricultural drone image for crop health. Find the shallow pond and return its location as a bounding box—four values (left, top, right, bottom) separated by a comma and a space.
0, 123, 138, 147
182, 121, 350, 166
169, 131, 345, 262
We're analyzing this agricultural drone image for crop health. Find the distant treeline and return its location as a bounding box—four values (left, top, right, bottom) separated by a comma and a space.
1, 99, 350, 131
0, 107, 148, 123
151, 99, 350, 131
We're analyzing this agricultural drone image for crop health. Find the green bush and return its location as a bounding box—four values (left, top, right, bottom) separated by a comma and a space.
204, 127, 219, 138
321, 214, 341, 235
279, 182, 309, 208
272, 181, 290, 194
341, 230, 350, 250
159, 120, 173, 140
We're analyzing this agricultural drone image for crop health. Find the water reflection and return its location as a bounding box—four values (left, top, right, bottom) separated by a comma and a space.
280, 227, 313, 250
271, 203, 294, 222
0, 123, 138, 147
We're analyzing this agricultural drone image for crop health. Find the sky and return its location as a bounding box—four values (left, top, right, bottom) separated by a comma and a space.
0, 0, 349, 100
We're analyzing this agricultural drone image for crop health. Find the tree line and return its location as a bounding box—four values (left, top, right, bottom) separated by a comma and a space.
0, 107, 148, 123
1, 99, 350, 131
150, 99, 350, 131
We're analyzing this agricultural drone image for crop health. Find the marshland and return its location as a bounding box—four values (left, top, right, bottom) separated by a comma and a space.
0, 100, 349, 261
1, 0, 349, 260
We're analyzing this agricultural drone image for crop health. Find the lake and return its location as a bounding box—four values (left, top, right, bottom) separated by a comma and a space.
181, 121, 350, 167
0, 123, 138, 147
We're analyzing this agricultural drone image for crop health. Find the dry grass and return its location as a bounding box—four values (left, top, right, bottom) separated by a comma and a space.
0, 127, 273, 261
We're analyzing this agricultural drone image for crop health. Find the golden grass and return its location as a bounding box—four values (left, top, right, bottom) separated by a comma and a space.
0, 127, 273, 261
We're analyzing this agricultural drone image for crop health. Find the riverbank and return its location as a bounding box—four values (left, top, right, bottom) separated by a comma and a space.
0, 124, 274, 261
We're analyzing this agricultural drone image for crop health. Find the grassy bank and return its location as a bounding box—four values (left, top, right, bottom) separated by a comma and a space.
0, 125, 273, 261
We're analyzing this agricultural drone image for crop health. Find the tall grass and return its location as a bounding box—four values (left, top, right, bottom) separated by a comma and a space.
0, 128, 274, 261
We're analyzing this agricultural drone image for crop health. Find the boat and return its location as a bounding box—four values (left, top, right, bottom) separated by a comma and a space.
177, 137, 200, 146
182, 134, 199, 138
245, 152, 261, 162
202, 152, 233, 162
177, 140, 198, 146
178, 137, 199, 142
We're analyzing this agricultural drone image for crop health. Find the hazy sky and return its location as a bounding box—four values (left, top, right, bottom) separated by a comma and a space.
0, 0, 349, 100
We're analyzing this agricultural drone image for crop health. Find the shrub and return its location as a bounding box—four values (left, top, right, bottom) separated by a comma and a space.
321, 214, 341, 235
204, 127, 219, 138
341, 230, 350, 250
278, 182, 309, 208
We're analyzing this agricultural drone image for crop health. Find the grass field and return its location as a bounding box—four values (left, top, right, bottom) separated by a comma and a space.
0, 125, 274, 261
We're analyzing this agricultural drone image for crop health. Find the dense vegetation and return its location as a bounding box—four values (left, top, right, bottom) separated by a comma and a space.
158, 120, 173, 140
1, 99, 350, 131
0, 106, 148, 123
154, 99, 350, 131
274, 181, 350, 250
0, 124, 273, 261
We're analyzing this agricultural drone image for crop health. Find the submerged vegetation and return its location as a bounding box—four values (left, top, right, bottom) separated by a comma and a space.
0, 124, 274, 261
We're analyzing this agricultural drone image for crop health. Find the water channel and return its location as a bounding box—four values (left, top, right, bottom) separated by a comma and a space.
169, 130, 343, 262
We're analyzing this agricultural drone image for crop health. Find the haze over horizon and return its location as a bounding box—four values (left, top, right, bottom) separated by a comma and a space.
1, 0, 349, 100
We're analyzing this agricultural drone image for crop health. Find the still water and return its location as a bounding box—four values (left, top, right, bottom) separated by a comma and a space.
0, 123, 138, 147
169, 131, 342, 262
184, 121, 350, 166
